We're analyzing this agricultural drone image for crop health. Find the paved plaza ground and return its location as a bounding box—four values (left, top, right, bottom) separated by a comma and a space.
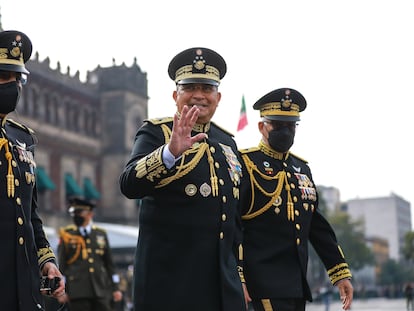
306, 297, 408, 311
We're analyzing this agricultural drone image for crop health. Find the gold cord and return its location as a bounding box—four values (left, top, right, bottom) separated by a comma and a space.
0, 138, 15, 197
59, 228, 87, 264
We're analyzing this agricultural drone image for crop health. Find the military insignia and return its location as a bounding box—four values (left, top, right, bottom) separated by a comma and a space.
200, 183, 211, 197
15, 140, 36, 168
295, 173, 316, 201
185, 184, 197, 196
25, 171, 35, 185
292, 165, 301, 173
219, 143, 242, 186
96, 235, 106, 248
263, 161, 274, 175
272, 196, 282, 207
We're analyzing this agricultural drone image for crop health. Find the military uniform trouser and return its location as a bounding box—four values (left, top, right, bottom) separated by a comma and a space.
68, 297, 112, 311
251, 298, 305, 311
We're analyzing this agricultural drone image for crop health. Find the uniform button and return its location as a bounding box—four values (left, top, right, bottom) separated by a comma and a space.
219, 232, 224, 239
88, 258, 94, 263
222, 214, 227, 221
17, 217, 24, 225
293, 196, 298, 202
219, 179, 224, 185
16, 197, 21, 205
12, 160, 17, 167
215, 162, 220, 168
287, 172, 291, 178
15, 179, 19, 186
283, 162, 288, 167
87, 248, 92, 253
222, 196, 227, 203
210, 146, 215, 153
296, 238, 300, 245
19, 237, 24, 245
290, 183, 295, 189
89, 268, 94, 273
296, 224, 301, 230
86, 239, 91, 244
295, 210, 300, 216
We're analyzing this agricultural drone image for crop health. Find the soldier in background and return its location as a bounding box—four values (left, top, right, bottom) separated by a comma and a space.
0, 29, 65, 310
57, 198, 122, 311
239, 88, 353, 311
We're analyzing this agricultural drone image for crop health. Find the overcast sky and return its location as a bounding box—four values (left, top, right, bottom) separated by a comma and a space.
1, 1, 413, 219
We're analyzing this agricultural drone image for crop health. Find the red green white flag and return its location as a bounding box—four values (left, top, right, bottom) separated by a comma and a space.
237, 95, 248, 131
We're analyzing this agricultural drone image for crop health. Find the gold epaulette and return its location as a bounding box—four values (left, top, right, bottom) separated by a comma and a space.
62, 224, 77, 231
145, 117, 173, 125
92, 225, 107, 233
211, 121, 234, 137
289, 152, 308, 164
239, 146, 260, 154
7, 119, 35, 134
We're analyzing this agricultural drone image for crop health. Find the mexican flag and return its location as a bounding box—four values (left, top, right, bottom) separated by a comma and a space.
237, 95, 248, 131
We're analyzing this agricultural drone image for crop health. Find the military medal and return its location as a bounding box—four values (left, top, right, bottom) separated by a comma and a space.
200, 183, 211, 197
219, 143, 242, 186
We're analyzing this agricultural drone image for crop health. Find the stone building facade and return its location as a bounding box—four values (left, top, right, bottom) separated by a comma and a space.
13, 52, 147, 227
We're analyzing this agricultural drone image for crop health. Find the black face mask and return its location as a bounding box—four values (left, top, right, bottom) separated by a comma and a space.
0, 81, 20, 115
73, 215, 85, 227
268, 126, 295, 153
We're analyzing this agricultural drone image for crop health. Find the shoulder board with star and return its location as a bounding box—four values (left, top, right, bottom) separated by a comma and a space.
289, 152, 308, 164
211, 121, 234, 137
239, 146, 260, 154
145, 117, 173, 125
7, 119, 35, 134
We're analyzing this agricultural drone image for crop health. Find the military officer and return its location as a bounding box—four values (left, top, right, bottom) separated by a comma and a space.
239, 88, 353, 311
119, 47, 246, 311
0, 30, 65, 310
57, 198, 122, 311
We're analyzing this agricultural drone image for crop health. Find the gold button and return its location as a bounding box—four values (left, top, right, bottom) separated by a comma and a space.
222, 214, 227, 221
19, 237, 24, 245
89, 268, 94, 273
16, 197, 21, 205
86, 239, 91, 244
287, 172, 291, 178
222, 196, 227, 203
219, 179, 224, 185
88, 249, 92, 253
88, 258, 94, 263
210, 146, 215, 153
12, 160, 17, 167
296, 238, 300, 245
295, 210, 299, 216
17, 217, 23, 225
15, 179, 19, 186
283, 162, 288, 167
293, 196, 298, 202
296, 224, 301, 230
290, 183, 295, 189
219, 232, 224, 239
215, 162, 220, 168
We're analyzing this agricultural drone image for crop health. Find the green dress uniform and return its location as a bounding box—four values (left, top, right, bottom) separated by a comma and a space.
0, 119, 57, 310
58, 224, 119, 311
119, 118, 245, 311
240, 142, 352, 304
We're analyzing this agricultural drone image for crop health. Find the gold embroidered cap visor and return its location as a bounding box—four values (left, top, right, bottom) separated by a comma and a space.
253, 87, 307, 122
0, 30, 32, 75
168, 47, 227, 86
